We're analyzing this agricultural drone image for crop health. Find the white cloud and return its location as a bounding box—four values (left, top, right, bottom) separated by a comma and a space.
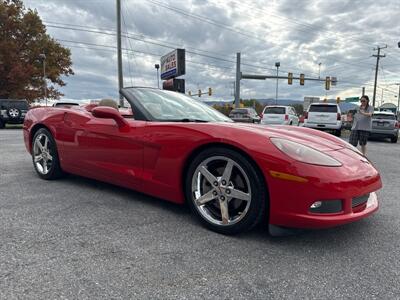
23, 0, 400, 105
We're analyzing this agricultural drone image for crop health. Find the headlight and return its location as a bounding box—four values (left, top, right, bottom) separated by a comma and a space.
270, 138, 342, 167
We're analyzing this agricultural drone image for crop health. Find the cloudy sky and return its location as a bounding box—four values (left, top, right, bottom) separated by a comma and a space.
24, 0, 400, 104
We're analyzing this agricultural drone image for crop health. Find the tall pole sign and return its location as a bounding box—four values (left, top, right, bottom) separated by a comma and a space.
160, 49, 186, 93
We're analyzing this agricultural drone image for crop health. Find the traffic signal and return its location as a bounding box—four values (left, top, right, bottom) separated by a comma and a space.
336, 97, 340, 104
198, 89, 201, 97
288, 72, 293, 85
300, 73, 305, 85
208, 87, 212, 96
325, 76, 331, 90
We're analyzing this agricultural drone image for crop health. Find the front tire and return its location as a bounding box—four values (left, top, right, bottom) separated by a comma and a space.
335, 129, 342, 137
391, 135, 398, 143
0, 119, 5, 129
32, 128, 64, 180
185, 147, 267, 235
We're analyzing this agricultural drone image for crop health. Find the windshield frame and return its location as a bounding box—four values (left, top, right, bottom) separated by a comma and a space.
121, 87, 233, 123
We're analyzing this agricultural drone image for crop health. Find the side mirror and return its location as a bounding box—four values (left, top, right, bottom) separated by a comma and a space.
92, 106, 129, 131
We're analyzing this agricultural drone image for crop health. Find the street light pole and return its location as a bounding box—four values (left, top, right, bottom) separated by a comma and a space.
318, 62, 321, 79
275, 62, 280, 105
39, 53, 47, 106
396, 83, 400, 117
155, 64, 160, 89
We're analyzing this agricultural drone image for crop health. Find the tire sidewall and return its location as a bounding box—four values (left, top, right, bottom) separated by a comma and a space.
185, 147, 267, 235
32, 128, 63, 180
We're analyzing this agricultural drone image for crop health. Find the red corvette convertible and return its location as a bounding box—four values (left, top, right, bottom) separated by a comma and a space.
23, 87, 382, 235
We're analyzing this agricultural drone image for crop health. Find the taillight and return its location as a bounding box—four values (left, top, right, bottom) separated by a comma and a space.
395, 121, 399, 129
304, 112, 308, 119
337, 113, 341, 121
285, 114, 289, 121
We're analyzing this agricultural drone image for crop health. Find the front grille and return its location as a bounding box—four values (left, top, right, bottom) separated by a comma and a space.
352, 194, 370, 208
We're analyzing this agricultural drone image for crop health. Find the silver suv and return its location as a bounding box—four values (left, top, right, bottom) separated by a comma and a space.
304, 103, 342, 136
371, 111, 399, 143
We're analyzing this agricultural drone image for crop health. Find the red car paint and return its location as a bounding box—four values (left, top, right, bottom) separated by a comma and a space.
23, 106, 382, 229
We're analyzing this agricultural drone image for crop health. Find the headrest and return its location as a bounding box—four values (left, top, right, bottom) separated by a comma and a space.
98, 99, 118, 110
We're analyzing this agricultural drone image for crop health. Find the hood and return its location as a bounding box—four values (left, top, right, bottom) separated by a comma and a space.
220, 123, 346, 152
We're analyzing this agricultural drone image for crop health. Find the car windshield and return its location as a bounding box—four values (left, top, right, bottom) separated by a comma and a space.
264, 107, 285, 114
373, 114, 395, 120
125, 88, 232, 122
309, 105, 337, 113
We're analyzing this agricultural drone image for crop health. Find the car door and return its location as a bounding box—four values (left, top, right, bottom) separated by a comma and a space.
61, 110, 145, 189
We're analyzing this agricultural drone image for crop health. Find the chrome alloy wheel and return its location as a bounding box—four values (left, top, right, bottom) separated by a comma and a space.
33, 133, 53, 175
191, 156, 252, 226
9, 108, 20, 118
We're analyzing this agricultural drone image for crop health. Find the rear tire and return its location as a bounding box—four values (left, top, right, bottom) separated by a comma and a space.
185, 147, 267, 235
0, 119, 5, 129
335, 129, 342, 137
32, 128, 64, 180
391, 136, 398, 143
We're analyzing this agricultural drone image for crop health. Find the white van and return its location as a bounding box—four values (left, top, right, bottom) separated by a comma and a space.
304, 103, 342, 136
261, 106, 299, 125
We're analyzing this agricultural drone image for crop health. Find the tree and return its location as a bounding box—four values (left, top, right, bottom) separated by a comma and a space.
0, 0, 73, 102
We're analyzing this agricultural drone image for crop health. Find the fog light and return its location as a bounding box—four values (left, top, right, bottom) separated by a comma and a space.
309, 200, 342, 213
310, 201, 322, 209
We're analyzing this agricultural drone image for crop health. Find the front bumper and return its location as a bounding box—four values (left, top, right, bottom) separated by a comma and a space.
370, 128, 398, 137
257, 147, 382, 229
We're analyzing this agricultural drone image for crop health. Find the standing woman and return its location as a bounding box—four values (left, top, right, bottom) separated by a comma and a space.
349, 95, 374, 155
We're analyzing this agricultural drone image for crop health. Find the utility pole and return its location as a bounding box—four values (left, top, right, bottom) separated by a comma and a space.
362, 86, 365, 96
116, 0, 124, 107
235, 52, 241, 108
372, 45, 387, 108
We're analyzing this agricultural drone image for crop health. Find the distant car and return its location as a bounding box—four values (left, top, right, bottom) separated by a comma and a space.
370, 111, 399, 143
0, 99, 29, 128
304, 103, 342, 136
229, 108, 260, 123
261, 106, 299, 126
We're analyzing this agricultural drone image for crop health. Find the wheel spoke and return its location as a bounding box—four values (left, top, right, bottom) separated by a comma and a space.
221, 159, 234, 184
229, 188, 251, 202
219, 199, 230, 224
195, 189, 217, 206
34, 155, 42, 162
36, 138, 44, 152
47, 154, 53, 161
42, 161, 48, 174
43, 136, 48, 150
199, 166, 218, 185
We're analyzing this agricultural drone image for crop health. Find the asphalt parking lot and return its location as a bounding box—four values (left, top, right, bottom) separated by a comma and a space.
1, 129, 400, 299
